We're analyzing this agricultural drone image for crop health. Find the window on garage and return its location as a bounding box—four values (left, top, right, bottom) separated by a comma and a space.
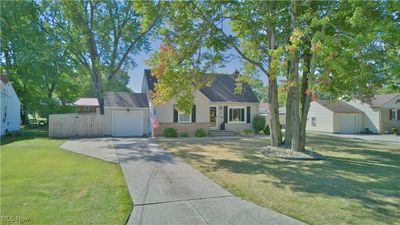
311, 117, 316, 127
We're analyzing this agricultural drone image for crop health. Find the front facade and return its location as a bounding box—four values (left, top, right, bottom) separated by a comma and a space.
347, 94, 400, 134
143, 69, 259, 136
0, 76, 21, 135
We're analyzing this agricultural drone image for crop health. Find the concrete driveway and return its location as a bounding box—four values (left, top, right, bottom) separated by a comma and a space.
62, 138, 305, 225
309, 132, 400, 145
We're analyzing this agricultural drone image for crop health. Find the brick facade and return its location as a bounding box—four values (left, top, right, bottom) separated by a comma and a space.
153, 122, 210, 136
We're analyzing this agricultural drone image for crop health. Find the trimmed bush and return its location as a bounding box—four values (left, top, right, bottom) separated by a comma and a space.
240, 129, 255, 136
164, 128, 178, 137
391, 127, 398, 135
252, 115, 266, 134
180, 132, 189, 137
195, 128, 207, 137
263, 125, 270, 135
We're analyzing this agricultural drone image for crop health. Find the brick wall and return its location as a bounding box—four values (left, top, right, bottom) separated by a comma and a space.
153, 122, 210, 136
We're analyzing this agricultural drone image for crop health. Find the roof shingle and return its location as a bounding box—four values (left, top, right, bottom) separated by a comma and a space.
104, 92, 148, 108
144, 69, 259, 103
316, 100, 362, 113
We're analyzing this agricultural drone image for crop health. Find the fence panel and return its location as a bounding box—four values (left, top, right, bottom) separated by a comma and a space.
49, 113, 104, 138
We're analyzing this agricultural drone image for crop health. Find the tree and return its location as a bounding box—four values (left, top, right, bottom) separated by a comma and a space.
148, 1, 289, 147
60, 0, 163, 114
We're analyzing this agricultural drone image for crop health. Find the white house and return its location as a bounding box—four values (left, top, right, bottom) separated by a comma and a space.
307, 100, 363, 134
1, 75, 21, 135
347, 94, 400, 134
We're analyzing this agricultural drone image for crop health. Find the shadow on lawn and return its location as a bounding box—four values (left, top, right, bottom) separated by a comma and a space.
210, 137, 400, 223
0, 127, 48, 146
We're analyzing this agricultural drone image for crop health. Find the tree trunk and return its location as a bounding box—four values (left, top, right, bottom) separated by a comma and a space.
269, 78, 282, 146
284, 60, 292, 148
298, 39, 313, 151
267, 0, 282, 147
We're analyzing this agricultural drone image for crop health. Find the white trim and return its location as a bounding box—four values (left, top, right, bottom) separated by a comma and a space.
228, 106, 247, 123
178, 111, 192, 123
210, 105, 218, 129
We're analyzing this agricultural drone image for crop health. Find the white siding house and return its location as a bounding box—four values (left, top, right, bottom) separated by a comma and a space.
307, 100, 362, 134
1, 76, 21, 135
347, 94, 400, 134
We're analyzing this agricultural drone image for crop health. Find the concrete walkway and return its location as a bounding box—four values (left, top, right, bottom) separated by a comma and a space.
61, 138, 305, 225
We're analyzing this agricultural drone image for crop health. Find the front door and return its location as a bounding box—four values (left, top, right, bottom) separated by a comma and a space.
210, 106, 217, 129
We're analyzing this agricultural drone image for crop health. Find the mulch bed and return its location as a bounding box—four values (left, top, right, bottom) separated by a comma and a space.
257, 146, 327, 160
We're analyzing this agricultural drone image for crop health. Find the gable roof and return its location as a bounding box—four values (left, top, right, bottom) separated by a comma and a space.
104, 92, 148, 108
316, 100, 362, 113
367, 94, 400, 107
144, 69, 259, 103
75, 98, 99, 106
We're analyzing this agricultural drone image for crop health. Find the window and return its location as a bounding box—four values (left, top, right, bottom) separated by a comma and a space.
229, 107, 245, 123
311, 117, 316, 127
178, 112, 191, 123
84, 106, 90, 111
390, 109, 397, 120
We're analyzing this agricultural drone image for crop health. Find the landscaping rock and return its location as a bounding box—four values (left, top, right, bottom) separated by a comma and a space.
257, 146, 326, 160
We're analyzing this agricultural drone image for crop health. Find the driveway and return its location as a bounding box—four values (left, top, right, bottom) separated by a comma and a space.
62, 137, 305, 225
309, 132, 400, 144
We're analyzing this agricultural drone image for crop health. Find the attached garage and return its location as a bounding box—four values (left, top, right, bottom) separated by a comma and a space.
104, 92, 149, 137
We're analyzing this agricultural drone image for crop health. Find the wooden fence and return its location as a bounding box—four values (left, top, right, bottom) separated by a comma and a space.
49, 113, 105, 138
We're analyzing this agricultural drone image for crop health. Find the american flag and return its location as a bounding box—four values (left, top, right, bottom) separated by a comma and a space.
151, 114, 160, 129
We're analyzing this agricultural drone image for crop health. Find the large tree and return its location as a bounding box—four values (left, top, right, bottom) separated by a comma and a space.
148, 0, 399, 151
59, 0, 163, 114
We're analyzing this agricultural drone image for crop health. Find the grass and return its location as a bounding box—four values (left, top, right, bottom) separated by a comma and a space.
158, 134, 400, 225
1, 128, 132, 224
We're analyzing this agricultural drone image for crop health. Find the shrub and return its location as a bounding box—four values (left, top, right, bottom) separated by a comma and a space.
263, 125, 270, 135
252, 115, 266, 134
195, 128, 207, 137
180, 132, 189, 137
391, 127, 398, 135
163, 128, 177, 137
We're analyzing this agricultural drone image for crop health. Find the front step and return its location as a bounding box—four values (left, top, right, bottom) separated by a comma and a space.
209, 130, 235, 136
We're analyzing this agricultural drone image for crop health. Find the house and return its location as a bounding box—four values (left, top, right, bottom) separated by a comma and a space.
1, 75, 21, 135
139, 69, 259, 136
74, 97, 99, 113
347, 94, 400, 134
306, 100, 363, 134
259, 103, 286, 128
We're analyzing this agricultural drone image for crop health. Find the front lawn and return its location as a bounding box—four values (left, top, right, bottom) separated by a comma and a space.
1, 130, 132, 224
158, 134, 400, 225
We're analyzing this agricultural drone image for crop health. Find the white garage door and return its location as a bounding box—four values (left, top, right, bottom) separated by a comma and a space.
112, 111, 144, 137
337, 114, 358, 134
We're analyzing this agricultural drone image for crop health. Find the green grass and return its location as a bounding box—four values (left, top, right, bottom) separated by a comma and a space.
158, 134, 400, 225
1, 129, 132, 224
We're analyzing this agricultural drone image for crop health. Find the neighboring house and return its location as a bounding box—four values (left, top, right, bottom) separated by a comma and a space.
259, 103, 286, 128
74, 97, 99, 113
307, 100, 363, 134
142, 69, 259, 136
0, 75, 21, 135
347, 94, 400, 134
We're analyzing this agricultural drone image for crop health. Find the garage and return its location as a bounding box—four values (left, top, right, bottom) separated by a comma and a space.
103, 92, 149, 137
112, 111, 144, 136
335, 114, 360, 134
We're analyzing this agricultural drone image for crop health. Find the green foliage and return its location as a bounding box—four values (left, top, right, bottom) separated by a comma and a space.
163, 128, 178, 137
391, 128, 398, 135
263, 125, 271, 135
252, 115, 266, 134
180, 132, 189, 137
194, 128, 207, 137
